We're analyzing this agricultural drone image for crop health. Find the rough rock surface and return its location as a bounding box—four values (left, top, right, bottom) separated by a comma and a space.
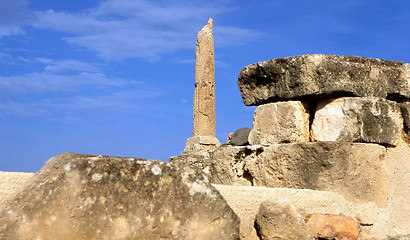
0, 171, 34, 205
400, 102, 410, 135
0, 153, 240, 240
238, 54, 410, 106
248, 101, 309, 145
311, 97, 403, 146
255, 200, 314, 240
193, 18, 216, 137
306, 213, 360, 240
209, 143, 388, 207
228, 127, 251, 146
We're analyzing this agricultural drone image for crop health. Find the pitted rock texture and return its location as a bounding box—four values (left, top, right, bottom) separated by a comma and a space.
248, 101, 309, 145
0, 152, 240, 240
311, 97, 403, 146
255, 200, 314, 240
0, 171, 34, 205
306, 213, 360, 240
238, 54, 410, 106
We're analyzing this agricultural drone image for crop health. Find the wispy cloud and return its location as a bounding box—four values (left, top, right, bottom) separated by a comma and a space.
0, 0, 29, 38
30, 0, 261, 61
35, 58, 99, 73
0, 72, 139, 93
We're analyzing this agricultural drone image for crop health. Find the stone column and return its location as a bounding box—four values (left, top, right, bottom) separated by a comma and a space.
193, 18, 216, 137
183, 18, 220, 156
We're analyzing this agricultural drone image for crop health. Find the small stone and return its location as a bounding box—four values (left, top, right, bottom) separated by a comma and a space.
255, 200, 314, 240
238, 54, 410, 106
305, 213, 360, 240
311, 97, 403, 146
248, 101, 309, 145
228, 128, 251, 146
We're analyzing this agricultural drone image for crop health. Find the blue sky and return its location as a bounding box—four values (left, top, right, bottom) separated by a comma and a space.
1, 0, 409, 172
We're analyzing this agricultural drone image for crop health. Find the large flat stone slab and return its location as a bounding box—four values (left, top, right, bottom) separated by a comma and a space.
208, 143, 388, 207
0, 153, 240, 240
238, 54, 410, 106
311, 97, 403, 146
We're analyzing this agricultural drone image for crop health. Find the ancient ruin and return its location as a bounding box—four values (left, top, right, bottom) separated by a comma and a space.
184, 18, 220, 156
0, 20, 409, 240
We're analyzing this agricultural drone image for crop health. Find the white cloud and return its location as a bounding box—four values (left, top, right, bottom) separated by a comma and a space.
31, 0, 261, 61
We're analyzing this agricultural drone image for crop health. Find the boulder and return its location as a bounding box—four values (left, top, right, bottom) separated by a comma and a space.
0, 153, 240, 240
228, 127, 251, 146
311, 97, 403, 146
305, 213, 360, 240
248, 101, 309, 145
238, 54, 410, 106
255, 200, 314, 240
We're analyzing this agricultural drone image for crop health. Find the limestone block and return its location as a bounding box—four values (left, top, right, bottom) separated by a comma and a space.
227, 127, 251, 146
0, 153, 240, 240
306, 213, 360, 240
255, 200, 314, 240
0, 172, 34, 205
311, 97, 403, 146
248, 101, 309, 145
238, 54, 410, 106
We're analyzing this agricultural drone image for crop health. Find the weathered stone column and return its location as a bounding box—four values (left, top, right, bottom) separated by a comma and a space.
193, 18, 216, 137
183, 18, 220, 156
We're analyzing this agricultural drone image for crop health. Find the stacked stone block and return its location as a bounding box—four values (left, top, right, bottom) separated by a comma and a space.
239, 54, 409, 146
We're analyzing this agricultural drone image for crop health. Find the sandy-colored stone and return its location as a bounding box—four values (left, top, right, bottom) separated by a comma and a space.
248, 101, 310, 145
0, 171, 34, 205
311, 97, 403, 146
255, 200, 314, 240
238, 54, 410, 106
193, 18, 216, 137
182, 135, 220, 157
0, 153, 240, 240
306, 213, 360, 240
384, 139, 410, 235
